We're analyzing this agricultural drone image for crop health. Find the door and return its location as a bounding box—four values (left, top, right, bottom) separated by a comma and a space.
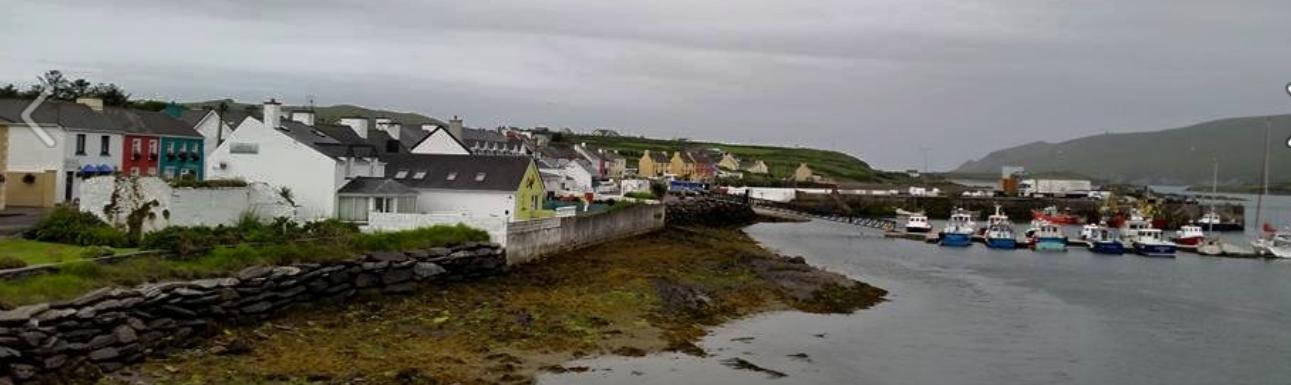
64, 171, 74, 202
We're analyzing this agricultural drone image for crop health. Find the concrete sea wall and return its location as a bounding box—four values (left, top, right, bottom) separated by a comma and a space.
505, 203, 666, 265
0, 243, 506, 384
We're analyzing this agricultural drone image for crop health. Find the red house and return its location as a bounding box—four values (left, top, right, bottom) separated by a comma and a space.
122, 134, 161, 177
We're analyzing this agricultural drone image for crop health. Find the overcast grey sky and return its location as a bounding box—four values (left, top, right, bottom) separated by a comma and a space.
3, 0, 1290, 170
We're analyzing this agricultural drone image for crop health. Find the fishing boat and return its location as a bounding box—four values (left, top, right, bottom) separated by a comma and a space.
1195, 211, 1243, 232
1030, 221, 1067, 252
904, 213, 933, 233
983, 206, 1016, 249
1118, 210, 1152, 243
939, 209, 976, 247
1172, 225, 1206, 247
984, 223, 1017, 249
1032, 206, 1084, 225
1079, 224, 1100, 241
1085, 225, 1125, 255
1132, 229, 1177, 257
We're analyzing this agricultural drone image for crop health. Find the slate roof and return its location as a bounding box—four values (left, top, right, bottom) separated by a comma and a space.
274, 120, 378, 158
644, 151, 670, 163
337, 177, 418, 195
0, 99, 202, 138
380, 154, 535, 192
178, 109, 212, 127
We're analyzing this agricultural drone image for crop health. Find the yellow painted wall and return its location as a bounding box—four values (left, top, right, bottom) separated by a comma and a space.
638, 151, 664, 177
5, 171, 57, 207
669, 152, 695, 180
513, 160, 552, 220
793, 163, 814, 182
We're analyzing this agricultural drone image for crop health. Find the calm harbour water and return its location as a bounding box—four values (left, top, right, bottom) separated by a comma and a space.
541, 219, 1291, 385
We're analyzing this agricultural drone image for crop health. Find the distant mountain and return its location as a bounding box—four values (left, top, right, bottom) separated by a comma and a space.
183, 99, 446, 127
955, 114, 1291, 186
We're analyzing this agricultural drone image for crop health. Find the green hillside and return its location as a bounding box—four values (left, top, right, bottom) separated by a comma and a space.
184, 99, 445, 126
563, 134, 891, 183
955, 114, 1291, 186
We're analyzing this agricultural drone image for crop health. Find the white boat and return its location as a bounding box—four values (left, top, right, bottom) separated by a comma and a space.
1079, 224, 1100, 241
1252, 229, 1291, 258
939, 209, 977, 247
904, 214, 933, 233
1119, 210, 1152, 243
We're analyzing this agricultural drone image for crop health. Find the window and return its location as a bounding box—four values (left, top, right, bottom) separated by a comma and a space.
373, 197, 394, 213
131, 138, 141, 154
413, 171, 426, 179
167, 142, 176, 155
446, 172, 457, 181
394, 170, 408, 179
147, 167, 157, 176
75, 134, 86, 155
230, 142, 259, 154
100, 135, 110, 156
474, 172, 486, 181
149, 140, 159, 159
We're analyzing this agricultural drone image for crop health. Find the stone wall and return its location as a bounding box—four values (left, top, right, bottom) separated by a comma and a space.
664, 196, 755, 227
0, 243, 506, 384
505, 203, 665, 265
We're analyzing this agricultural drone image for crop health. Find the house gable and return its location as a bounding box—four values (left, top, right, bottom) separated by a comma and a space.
410, 127, 471, 155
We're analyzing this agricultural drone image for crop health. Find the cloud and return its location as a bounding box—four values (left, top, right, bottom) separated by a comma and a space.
3, 0, 1289, 169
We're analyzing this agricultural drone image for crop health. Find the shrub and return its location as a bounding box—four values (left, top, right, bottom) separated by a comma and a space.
140, 226, 223, 258
353, 224, 489, 252
25, 207, 130, 247
79, 246, 115, 259
625, 191, 656, 200
0, 256, 27, 270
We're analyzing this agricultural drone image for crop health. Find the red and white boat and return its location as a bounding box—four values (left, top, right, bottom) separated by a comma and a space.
1172, 225, 1205, 247
1032, 206, 1084, 225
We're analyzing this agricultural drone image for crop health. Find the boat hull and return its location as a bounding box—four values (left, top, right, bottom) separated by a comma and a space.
1196, 223, 1244, 232
1089, 240, 1125, 255
939, 233, 973, 247
1033, 237, 1067, 252
985, 237, 1017, 250
1134, 243, 1177, 258
1172, 236, 1203, 246
1033, 213, 1084, 225
906, 226, 932, 234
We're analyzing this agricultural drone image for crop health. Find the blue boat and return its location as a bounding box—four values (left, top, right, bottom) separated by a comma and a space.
1085, 225, 1125, 255
1132, 229, 1177, 257
1029, 221, 1067, 252
939, 209, 976, 247
983, 206, 1017, 250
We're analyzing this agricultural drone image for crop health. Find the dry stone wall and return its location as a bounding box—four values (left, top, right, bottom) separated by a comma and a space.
0, 243, 505, 384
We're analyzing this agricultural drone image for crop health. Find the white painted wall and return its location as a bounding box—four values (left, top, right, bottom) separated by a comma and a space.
412, 189, 515, 220
208, 117, 340, 220
7, 125, 66, 172
364, 212, 509, 246
60, 130, 123, 203
410, 128, 470, 155
79, 176, 295, 233
190, 111, 226, 157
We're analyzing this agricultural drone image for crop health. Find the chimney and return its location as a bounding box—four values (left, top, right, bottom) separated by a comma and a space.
76, 97, 104, 112
420, 124, 437, 132
290, 110, 315, 126
448, 115, 464, 141
339, 117, 370, 139
262, 99, 282, 129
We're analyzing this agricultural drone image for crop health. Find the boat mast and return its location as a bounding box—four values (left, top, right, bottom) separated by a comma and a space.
1209, 158, 1217, 234
1254, 117, 1271, 234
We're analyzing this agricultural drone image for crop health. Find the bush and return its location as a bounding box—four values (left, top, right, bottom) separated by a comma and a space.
625, 191, 656, 200
79, 246, 115, 259
25, 207, 130, 247
353, 224, 489, 252
0, 256, 27, 270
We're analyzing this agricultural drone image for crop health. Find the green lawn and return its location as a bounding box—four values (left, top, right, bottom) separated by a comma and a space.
0, 239, 134, 266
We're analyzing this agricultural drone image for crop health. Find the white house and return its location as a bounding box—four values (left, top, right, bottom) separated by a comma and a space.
409, 126, 471, 155
207, 100, 384, 220
366, 154, 547, 222
537, 158, 595, 193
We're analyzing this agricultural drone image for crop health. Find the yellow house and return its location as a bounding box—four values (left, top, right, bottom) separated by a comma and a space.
793, 163, 815, 182
670, 151, 697, 180
639, 150, 671, 178
338, 154, 552, 223
718, 153, 741, 170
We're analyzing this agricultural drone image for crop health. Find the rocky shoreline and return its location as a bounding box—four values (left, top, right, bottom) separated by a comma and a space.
87, 224, 883, 385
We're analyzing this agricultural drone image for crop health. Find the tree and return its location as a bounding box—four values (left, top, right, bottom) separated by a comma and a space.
0, 84, 17, 98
